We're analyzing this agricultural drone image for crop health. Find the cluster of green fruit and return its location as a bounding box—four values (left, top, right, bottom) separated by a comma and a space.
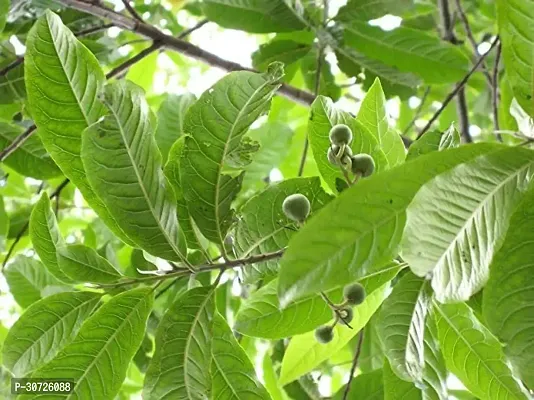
327, 124, 375, 179
315, 283, 366, 344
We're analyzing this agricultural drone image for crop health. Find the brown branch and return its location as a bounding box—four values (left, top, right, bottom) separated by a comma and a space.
106, 41, 161, 79
342, 329, 365, 400
121, 0, 143, 22
417, 38, 499, 139
2, 179, 70, 269
57, 0, 315, 105
493, 42, 503, 141
453, 0, 493, 87
0, 57, 23, 77
455, 86, 472, 142
75, 22, 114, 37
438, 0, 459, 44
402, 86, 431, 136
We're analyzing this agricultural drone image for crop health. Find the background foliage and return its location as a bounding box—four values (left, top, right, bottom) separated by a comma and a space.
0, 0, 534, 399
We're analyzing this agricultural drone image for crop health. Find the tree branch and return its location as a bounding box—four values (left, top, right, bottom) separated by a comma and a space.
120, 0, 143, 22
417, 38, 499, 139
402, 86, 431, 136
492, 42, 503, 141
0, 57, 24, 77
98, 248, 286, 289
57, 0, 315, 105
455, 86, 472, 142
342, 329, 365, 400
75, 22, 114, 38
0, 125, 37, 163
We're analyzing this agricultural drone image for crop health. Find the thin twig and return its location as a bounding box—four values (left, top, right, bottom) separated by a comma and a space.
342, 329, 365, 400
453, 0, 493, 86
438, 0, 458, 43
417, 38, 499, 139
402, 86, 431, 136
0, 126, 36, 162
106, 40, 162, 79
121, 0, 143, 22
97, 248, 286, 289
320, 291, 353, 329
455, 86, 472, 143
75, 22, 114, 37
57, 0, 315, 105
492, 42, 503, 141
0, 57, 23, 77
155, 277, 181, 299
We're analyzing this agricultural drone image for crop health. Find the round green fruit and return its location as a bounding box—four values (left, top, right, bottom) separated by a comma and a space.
338, 307, 354, 325
315, 325, 334, 344
350, 154, 375, 177
329, 124, 353, 146
282, 193, 311, 223
343, 283, 366, 306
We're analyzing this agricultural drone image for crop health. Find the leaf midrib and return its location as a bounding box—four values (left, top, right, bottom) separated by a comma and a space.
105, 99, 184, 262
434, 303, 522, 399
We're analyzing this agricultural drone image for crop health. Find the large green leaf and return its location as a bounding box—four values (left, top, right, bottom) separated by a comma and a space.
279, 283, 387, 385
421, 314, 448, 400
56, 244, 123, 283
155, 93, 196, 164
377, 271, 431, 383
383, 359, 422, 400
434, 301, 529, 400
497, 0, 534, 117
8, 204, 31, 239
234, 177, 332, 283
28, 287, 153, 399
30, 193, 70, 283
2, 291, 101, 376
24, 11, 134, 246
341, 21, 469, 84
252, 39, 309, 81
164, 137, 205, 251
406, 125, 461, 161
143, 286, 215, 400
0, 195, 8, 253
307, 96, 387, 193
483, 186, 534, 388
333, 369, 384, 400
277, 144, 499, 306
357, 78, 405, 168
402, 146, 534, 303
180, 65, 283, 247
241, 122, 294, 193
201, 0, 305, 33
0, 122, 61, 179
4, 256, 65, 308
211, 313, 271, 400
336, 0, 414, 22
0, 0, 9, 33
81, 80, 187, 262
234, 263, 400, 339
359, 315, 386, 373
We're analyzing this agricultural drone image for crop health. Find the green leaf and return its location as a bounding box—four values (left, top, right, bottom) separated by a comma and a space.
279, 283, 387, 385
333, 369, 383, 400
2, 291, 101, 376
25, 11, 134, 246
406, 125, 461, 161
497, 0, 534, 117
0, 195, 8, 253
357, 78, 405, 168
335, 47, 421, 99
30, 193, 70, 283
0, 0, 9, 32
201, 0, 305, 33
433, 301, 529, 400
336, 0, 414, 22
81, 80, 187, 262
277, 143, 499, 306
242, 122, 294, 193
0, 53, 25, 104
301, 48, 341, 101
8, 205, 31, 239
156, 93, 196, 164
235, 177, 332, 283
341, 22, 469, 84
307, 95, 387, 193
234, 263, 400, 339
402, 146, 534, 302
180, 65, 283, 247
252, 40, 310, 79
421, 314, 448, 400
383, 359, 421, 400
0, 122, 61, 179
359, 315, 386, 373
143, 286, 215, 400
377, 271, 431, 383
28, 287, 153, 399
4, 256, 64, 308
56, 244, 123, 283
164, 136, 206, 251
483, 186, 534, 388
211, 313, 271, 400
